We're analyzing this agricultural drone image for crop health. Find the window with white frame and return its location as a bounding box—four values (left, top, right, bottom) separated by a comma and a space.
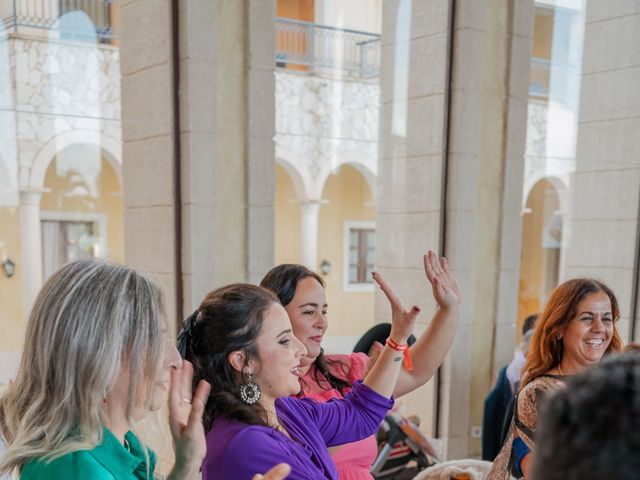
40, 212, 106, 281
343, 221, 375, 290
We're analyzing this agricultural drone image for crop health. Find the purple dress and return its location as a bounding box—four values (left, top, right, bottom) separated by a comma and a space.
202, 381, 394, 480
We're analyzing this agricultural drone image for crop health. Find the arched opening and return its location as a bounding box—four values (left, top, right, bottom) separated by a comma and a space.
318, 164, 376, 346
517, 178, 563, 335
40, 144, 123, 281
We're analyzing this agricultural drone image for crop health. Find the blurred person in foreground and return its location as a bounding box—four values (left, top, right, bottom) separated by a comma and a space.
487, 278, 622, 480
0, 259, 290, 480
532, 352, 640, 480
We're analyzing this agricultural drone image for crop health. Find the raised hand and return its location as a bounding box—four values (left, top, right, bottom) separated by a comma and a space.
423, 250, 460, 309
168, 360, 211, 479
372, 271, 420, 344
252, 463, 292, 480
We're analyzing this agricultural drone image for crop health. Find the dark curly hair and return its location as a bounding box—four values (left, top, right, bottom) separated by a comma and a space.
184, 283, 278, 431
260, 264, 352, 394
533, 353, 640, 480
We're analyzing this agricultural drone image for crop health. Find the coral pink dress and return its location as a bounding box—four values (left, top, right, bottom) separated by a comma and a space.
299, 352, 378, 480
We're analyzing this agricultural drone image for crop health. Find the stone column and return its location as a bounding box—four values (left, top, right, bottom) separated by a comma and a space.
442, 0, 533, 458
377, 0, 451, 444
299, 200, 322, 270
19, 189, 45, 317
121, 0, 276, 322
378, 0, 533, 458
246, 0, 276, 284
562, 0, 640, 341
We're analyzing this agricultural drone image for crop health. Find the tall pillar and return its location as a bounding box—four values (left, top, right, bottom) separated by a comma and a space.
378, 0, 533, 458
562, 0, 640, 341
19, 189, 45, 317
442, 0, 533, 458
121, 0, 276, 323
299, 200, 322, 270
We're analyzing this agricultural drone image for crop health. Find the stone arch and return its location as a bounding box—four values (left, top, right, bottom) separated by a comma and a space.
316, 154, 377, 204
275, 148, 312, 201
518, 176, 566, 330
523, 173, 568, 216
29, 131, 122, 190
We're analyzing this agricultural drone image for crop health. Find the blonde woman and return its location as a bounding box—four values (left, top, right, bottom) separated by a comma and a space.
0, 259, 291, 480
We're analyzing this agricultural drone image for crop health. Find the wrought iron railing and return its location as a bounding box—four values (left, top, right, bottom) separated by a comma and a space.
0, 0, 117, 41
529, 56, 580, 104
275, 17, 380, 79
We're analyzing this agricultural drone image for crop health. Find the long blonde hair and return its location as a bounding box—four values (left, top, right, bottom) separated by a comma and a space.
0, 259, 165, 474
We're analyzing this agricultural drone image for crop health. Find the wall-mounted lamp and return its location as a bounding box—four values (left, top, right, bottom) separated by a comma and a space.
0, 242, 15, 278
320, 259, 331, 276
2, 258, 15, 278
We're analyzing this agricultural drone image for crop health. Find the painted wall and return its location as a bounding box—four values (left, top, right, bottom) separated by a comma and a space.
277, 0, 314, 21
532, 8, 554, 59
317, 165, 376, 340
275, 163, 376, 347
275, 164, 303, 265
315, 0, 381, 33
40, 153, 124, 264
0, 207, 25, 387
518, 179, 561, 334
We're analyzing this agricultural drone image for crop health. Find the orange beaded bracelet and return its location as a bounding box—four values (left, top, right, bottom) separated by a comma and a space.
385, 337, 414, 371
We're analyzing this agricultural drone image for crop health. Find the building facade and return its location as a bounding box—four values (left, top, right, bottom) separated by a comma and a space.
1, 0, 639, 465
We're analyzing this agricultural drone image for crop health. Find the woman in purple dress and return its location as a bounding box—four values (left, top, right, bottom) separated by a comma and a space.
180, 277, 448, 480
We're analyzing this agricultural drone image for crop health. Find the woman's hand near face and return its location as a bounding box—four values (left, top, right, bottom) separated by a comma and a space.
167, 360, 211, 480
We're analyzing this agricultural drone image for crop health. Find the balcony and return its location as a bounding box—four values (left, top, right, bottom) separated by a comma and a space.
275, 17, 380, 79
0, 0, 117, 42
529, 57, 551, 100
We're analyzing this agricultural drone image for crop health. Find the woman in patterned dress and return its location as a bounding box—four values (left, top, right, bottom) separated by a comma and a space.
488, 278, 623, 480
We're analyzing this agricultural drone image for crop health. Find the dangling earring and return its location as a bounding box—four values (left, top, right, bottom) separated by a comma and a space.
239, 374, 261, 404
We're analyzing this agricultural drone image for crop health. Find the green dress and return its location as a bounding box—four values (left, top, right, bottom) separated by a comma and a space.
20, 428, 157, 480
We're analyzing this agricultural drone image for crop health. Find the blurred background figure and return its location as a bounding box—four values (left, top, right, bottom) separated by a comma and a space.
482, 314, 538, 461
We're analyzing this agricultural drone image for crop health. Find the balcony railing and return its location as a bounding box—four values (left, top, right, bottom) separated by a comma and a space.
529, 57, 551, 99
275, 17, 380, 79
0, 0, 117, 42
529, 56, 581, 105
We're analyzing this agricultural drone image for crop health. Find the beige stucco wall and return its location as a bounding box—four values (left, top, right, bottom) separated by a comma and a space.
518, 178, 561, 331
0, 156, 123, 387
275, 164, 302, 265
40, 156, 124, 263
275, 163, 376, 340
562, 0, 640, 341
532, 8, 553, 59
0, 208, 25, 350
378, 0, 533, 458
318, 165, 376, 339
